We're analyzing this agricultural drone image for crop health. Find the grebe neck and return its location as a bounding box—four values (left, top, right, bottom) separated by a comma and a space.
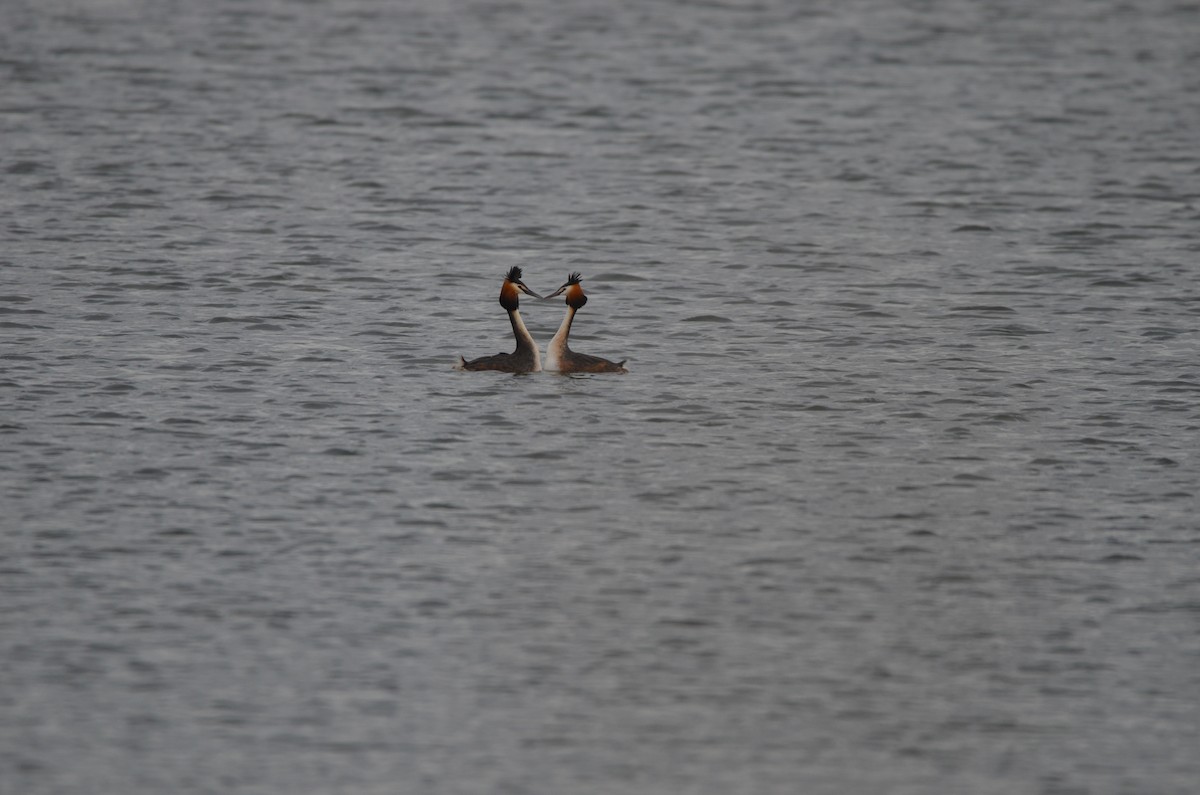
508, 308, 541, 371
546, 305, 576, 370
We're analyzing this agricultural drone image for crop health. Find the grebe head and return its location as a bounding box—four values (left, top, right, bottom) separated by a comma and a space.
499, 266, 542, 310
545, 271, 587, 309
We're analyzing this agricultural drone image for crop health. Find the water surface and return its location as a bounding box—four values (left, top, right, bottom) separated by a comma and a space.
3, 1, 1199, 793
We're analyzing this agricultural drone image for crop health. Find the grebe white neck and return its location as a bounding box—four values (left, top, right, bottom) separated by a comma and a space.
509, 308, 541, 372
545, 305, 577, 371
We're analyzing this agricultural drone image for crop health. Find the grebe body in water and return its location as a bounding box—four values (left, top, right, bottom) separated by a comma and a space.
544, 272, 627, 374
456, 267, 544, 373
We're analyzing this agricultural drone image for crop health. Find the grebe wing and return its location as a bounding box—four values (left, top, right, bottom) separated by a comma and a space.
458, 350, 540, 373
562, 350, 628, 373
458, 352, 514, 371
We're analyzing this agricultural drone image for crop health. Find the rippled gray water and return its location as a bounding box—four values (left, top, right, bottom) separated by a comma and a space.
3, 1, 1199, 793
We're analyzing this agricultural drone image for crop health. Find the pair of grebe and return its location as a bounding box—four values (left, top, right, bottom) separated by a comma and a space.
455, 267, 627, 374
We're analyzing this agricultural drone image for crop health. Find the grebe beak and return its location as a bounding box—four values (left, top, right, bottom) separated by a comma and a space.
515, 281, 543, 299
544, 283, 569, 299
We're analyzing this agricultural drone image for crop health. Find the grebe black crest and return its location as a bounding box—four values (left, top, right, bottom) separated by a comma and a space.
544, 272, 628, 374
455, 267, 544, 373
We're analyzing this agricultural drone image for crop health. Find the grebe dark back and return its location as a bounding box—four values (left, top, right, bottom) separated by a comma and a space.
455, 266, 543, 373
544, 272, 627, 374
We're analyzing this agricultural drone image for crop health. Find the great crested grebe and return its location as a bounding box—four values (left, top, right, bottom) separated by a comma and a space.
544, 272, 627, 374
455, 266, 544, 373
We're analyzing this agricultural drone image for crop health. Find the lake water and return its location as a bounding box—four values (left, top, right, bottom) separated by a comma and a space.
3, 1, 1199, 793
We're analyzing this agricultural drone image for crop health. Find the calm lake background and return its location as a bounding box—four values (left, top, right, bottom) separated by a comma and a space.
3, 0, 1199, 793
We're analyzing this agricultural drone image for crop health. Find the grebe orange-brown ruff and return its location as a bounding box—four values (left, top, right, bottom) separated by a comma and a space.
455, 266, 544, 373
544, 272, 627, 374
